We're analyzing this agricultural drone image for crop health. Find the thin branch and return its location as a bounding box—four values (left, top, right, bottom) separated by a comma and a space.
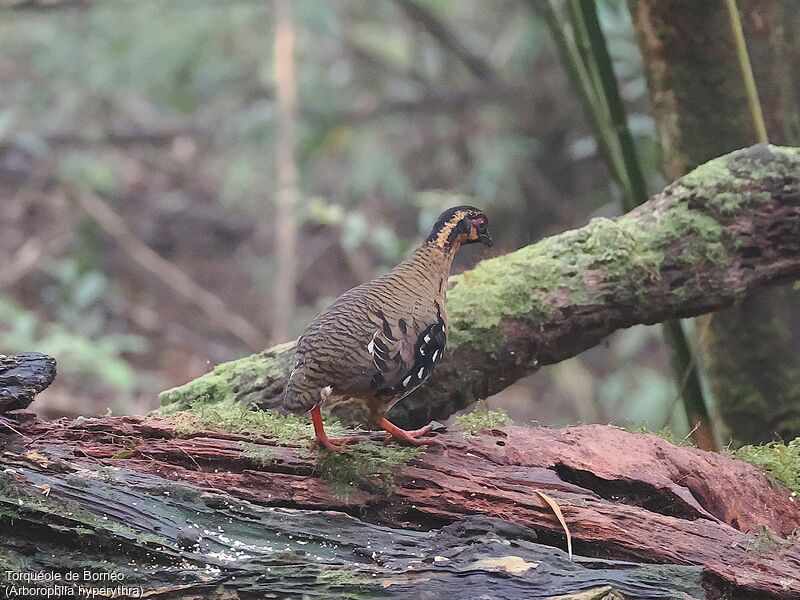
340, 31, 430, 85
0, 123, 208, 153
393, 0, 494, 80
724, 0, 769, 143
71, 187, 267, 351
533, 0, 629, 194
313, 81, 529, 124
0, 0, 92, 9
0, 233, 72, 290
578, 0, 647, 211
271, 0, 299, 343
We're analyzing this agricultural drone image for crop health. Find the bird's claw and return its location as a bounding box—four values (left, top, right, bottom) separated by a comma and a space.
312, 435, 361, 453
382, 431, 446, 449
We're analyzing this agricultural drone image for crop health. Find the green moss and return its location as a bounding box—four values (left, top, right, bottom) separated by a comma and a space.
0, 473, 139, 538
733, 438, 800, 496
746, 525, 797, 555
0, 547, 25, 574
158, 341, 296, 413
316, 568, 376, 599
318, 568, 372, 587
678, 146, 799, 213
455, 407, 512, 436
316, 443, 419, 497
446, 217, 659, 352
626, 425, 694, 447
678, 155, 735, 191
445, 196, 731, 353
241, 442, 276, 466
172, 401, 314, 446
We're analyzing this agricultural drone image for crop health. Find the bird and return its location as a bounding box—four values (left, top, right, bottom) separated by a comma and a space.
283, 206, 492, 452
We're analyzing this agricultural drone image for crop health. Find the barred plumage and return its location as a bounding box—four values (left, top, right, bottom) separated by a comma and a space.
283, 206, 492, 452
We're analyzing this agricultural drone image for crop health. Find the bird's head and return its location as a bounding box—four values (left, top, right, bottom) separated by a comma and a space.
426, 205, 493, 251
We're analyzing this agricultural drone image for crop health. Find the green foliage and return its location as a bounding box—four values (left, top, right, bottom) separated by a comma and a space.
455, 406, 512, 436
0, 296, 146, 394
734, 439, 800, 496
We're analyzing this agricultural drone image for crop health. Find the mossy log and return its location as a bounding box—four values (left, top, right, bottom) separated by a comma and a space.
1, 410, 799, 598
160, 144, 800, 427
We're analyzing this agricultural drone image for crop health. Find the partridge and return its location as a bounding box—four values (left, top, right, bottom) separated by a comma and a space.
283, 206, 492, 452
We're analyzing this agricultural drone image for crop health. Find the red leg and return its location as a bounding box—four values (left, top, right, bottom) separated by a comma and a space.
310, 405, 359, 452
378, 418, 442, 447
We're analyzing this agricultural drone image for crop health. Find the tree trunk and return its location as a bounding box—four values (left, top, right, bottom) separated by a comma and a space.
630, 0, 800, 443
158, 145, 800, 429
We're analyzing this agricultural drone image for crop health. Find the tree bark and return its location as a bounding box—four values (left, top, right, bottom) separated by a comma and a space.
1, 409, 798, 598
159, 144, 800, 428
630, 0, 800, 443
0, 353, 56, 413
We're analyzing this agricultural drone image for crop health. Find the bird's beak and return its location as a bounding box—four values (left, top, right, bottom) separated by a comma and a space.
478, 230, 493, 247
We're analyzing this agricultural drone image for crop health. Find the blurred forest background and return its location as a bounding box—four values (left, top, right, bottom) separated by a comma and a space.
0, 0, 796, 443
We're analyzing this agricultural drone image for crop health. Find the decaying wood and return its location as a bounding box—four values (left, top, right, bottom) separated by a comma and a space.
159, 144, 800, 428
0, 352, 56, 414
1, 410, 798, 598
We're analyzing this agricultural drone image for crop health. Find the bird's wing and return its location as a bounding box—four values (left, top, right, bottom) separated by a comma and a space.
365, 300, 446, 399
289, 278, 446, 405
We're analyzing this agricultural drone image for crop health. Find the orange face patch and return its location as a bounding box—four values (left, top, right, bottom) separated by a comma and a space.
433, 210, 469, 248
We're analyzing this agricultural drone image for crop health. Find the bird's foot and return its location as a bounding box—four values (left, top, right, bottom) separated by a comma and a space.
378, 419, 445, 448
406, 424, 434, 438
311, 434, 360, 453
382, 423, 432, 445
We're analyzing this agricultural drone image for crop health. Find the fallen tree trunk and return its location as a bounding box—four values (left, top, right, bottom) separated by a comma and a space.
1, 409, 798, 598
159, 144, 800, 427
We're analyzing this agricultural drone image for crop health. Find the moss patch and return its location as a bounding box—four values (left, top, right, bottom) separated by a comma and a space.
455, 407, 512, 436
0, 547, 25, 574
158, 341, 296, 413
172, 401, 315, 446
241, 442, 276, 466
0, 473, 139, 538
625, 425, 694, 447
316, 568, 376, 599
745, 525, 797, 554
316, 443, 420, 497
444, 179, 738, 354
733, 438, 800, 496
